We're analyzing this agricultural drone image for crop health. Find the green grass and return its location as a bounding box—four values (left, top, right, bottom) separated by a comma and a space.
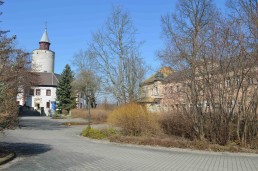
81, 127, 117, 140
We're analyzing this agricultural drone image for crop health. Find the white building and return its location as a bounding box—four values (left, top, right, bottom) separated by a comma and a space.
76, 92, 87, 109
26, 72, 59, 116
17, 28, 59, 116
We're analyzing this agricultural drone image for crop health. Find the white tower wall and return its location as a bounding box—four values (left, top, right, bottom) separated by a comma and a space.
32, 49, 55, 73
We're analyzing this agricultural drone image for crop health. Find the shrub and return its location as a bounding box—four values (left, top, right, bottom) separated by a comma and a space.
81, 127, 106, 139
107, 103, 160, 136
159, 112, 194, 139
81, 127, 117, 139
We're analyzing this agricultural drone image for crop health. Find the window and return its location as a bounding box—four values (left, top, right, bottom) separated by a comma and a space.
225, 77, 231, 87
249, 77, 254, 85
169, 86, 173, 94
152, 86, 159, 96
197, 102, 202, 108
36, 89, 41, 96
227, 101, 233, 112
176, 85, 180, 92
29, 89, 34, 96
46, 89, 51, 96
214, 103, 220, 109
189, 104, 194, 111
155, 87, 159, 95
238, 102, 243, 111
215, 83, 220, 89
236, 76, 240, 86
46, 102, 50, 108
141, 88, 147, 97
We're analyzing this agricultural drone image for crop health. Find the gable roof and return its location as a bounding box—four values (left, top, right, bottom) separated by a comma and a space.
36, 72, 60, 86
164, 70, 189, 82
140, 67, 173, 86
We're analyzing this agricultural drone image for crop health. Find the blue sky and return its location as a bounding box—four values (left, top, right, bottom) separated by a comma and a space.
1, 0, 227, 76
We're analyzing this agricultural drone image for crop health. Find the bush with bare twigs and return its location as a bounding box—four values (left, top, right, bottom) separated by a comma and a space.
159, 112, 195, 140
107, 103, 160, 136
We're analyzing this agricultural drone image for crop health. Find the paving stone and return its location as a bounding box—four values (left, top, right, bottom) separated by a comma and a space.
0, 117, 257, 171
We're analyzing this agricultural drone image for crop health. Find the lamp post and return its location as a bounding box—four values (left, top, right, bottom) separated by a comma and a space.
86, 87, 91, 128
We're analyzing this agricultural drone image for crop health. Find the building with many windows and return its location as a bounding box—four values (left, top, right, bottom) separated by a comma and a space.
139, 61, 258, 114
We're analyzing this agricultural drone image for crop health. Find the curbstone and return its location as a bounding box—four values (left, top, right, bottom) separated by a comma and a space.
0, 150, 16, 165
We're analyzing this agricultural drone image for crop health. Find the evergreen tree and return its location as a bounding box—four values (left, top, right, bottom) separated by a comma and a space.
56, 64, 76, 113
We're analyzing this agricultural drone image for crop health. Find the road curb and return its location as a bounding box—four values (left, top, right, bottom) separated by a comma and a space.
0, 150, 16, 165
82, 136, 258, 157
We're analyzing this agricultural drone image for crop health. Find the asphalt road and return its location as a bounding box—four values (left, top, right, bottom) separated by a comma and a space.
0, 117, 257, 171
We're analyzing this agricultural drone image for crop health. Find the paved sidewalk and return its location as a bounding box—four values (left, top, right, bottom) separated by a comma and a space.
0, 117, 257, 171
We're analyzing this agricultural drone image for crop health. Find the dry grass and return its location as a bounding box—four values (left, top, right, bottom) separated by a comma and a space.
75, 104, 258, 153
107, 103, 161, 136
108, 134, 258, 153
71, 107, 111, 124
97, 103, 117, 111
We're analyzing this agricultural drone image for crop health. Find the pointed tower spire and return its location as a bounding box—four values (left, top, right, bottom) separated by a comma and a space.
39, 25, 51, 50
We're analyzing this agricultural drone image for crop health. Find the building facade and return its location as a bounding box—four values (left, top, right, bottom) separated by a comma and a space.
137, 67, 173, 112
17, 29, 59, 116
139, 63, 258, 114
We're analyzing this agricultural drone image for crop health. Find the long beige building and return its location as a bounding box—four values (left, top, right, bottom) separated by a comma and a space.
139, 62, 258, 114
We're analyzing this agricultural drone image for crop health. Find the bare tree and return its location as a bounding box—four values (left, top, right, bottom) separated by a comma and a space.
225, 0, 258, 147
0, 35, 37, 131
0, 1, 38, 131
72, 49, 101, 108
159, 0, 219, 140
72, 70, 100, 108
87, 6, 147, 104
227, 0, 257, 45
72, 49, 98, 72
159, 0, 257, 146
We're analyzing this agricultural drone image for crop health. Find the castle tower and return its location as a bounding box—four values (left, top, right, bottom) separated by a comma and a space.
32, 28, 55, 73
